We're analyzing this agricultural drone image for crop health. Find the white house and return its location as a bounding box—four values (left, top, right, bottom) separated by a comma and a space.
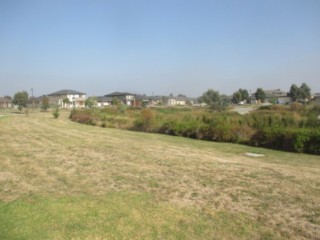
167, 98, 177, 106
96, 96, 113, 107
167, 96, 189, 106
104, 92, 136, 106
176, 96, 188, 105
48, 89, 86, 108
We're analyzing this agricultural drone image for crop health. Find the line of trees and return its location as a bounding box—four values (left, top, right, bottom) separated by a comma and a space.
199, 82, 312, 108
289, 83, 311, 102
232, 89, 249, 104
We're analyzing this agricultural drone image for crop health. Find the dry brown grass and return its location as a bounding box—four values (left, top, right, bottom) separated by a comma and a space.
0, 110, 319, 239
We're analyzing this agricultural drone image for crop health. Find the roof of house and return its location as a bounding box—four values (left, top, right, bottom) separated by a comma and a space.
0, 97, 12, 103
135, 95, 165, 101
176, 96, 188, 101
264, 89, 288, 98
104, 92, 135, 97
168, 96, 189, 101
96, 96, 113, 102
48, 89, 85, 96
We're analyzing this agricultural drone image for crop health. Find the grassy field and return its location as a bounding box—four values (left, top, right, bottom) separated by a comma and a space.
0, 110, 319, 239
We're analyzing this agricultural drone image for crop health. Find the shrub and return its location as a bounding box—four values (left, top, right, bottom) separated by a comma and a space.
139, 108, 156, 132
293, 130, 310, 153
69, 109, 96, 125
290, 102, 305, 113
52, 106, 60, 119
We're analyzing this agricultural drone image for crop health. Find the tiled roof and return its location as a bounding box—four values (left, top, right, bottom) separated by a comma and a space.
48, 89, 85, 96
96, 96, 113, 102
0, 97, 12, 103
264, 89, 288, 98
105, 92, 135, 97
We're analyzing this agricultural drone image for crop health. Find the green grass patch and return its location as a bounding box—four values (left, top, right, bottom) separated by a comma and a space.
0, 192, 273, 240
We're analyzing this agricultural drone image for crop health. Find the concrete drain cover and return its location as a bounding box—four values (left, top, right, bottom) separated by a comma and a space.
245, 152, 265, 157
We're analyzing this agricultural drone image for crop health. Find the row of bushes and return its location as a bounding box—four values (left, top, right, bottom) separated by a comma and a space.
69, 106, 320, 155
251, 128, 320, 154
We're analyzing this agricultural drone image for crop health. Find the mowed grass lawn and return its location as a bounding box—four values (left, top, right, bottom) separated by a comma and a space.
0, 111, 319, 240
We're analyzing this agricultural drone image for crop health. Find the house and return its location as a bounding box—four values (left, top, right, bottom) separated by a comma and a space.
96, 96, 113, 107
312, 93, 320, 104
312, 93, 320, 97
134, 95, 149, 107
148, 96, 165, 106
176, 96, 188, 105
48, 89, 86, 108
104, 92, 135, 106
0, 97, 13, 108
167, 96, 189, 106
264, 89, 291, 104
167, 97, 177, 106
134, 95, 166, 107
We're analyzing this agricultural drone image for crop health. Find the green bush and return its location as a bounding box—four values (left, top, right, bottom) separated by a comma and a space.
52, 106, 60, 119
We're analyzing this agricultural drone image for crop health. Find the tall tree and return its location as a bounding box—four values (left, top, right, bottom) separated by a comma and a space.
289, 83, 311, 102
239, 89, 249, 102
13, 91, 28, 111
289, 84, 300, 102
232, 88, 249, 104
300, 83, 311, 101
232, 91, 242, 104
199, 89, 227, 111
200, 89, 221, 105
255, 88, 266, 103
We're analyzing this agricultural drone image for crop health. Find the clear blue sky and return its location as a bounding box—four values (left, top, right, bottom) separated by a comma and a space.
1, 0, 319, 97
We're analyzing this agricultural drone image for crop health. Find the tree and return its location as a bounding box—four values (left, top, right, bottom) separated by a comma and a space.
199, 89, 221, 106
255, 88, 266, 103
239, 89, 249, 102
199, 89, 227, 111
13, 91, 28, 111
300, 83, 311, 102
41, 96, 49, 111
84, 97, 97, 108
232, 91, 242, 104
289, 84, 300, 102
63, 98, 71, 108
232, 88, 250, 104
289, 83, 311, 103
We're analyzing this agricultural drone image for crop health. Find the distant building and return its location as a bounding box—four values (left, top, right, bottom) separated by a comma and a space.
48, 89, 86, 108
264, 89, 291, 104
167, 96, 190, 106
104, 92, 135, 106
96, 96, 113, 107
312, 93, 320, 104
0, 97, 13, 108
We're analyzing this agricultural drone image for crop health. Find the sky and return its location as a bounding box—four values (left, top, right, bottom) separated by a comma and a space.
0, 0, 319, 97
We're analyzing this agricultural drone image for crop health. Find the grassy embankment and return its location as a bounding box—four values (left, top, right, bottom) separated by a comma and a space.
0, 110, 319, 239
